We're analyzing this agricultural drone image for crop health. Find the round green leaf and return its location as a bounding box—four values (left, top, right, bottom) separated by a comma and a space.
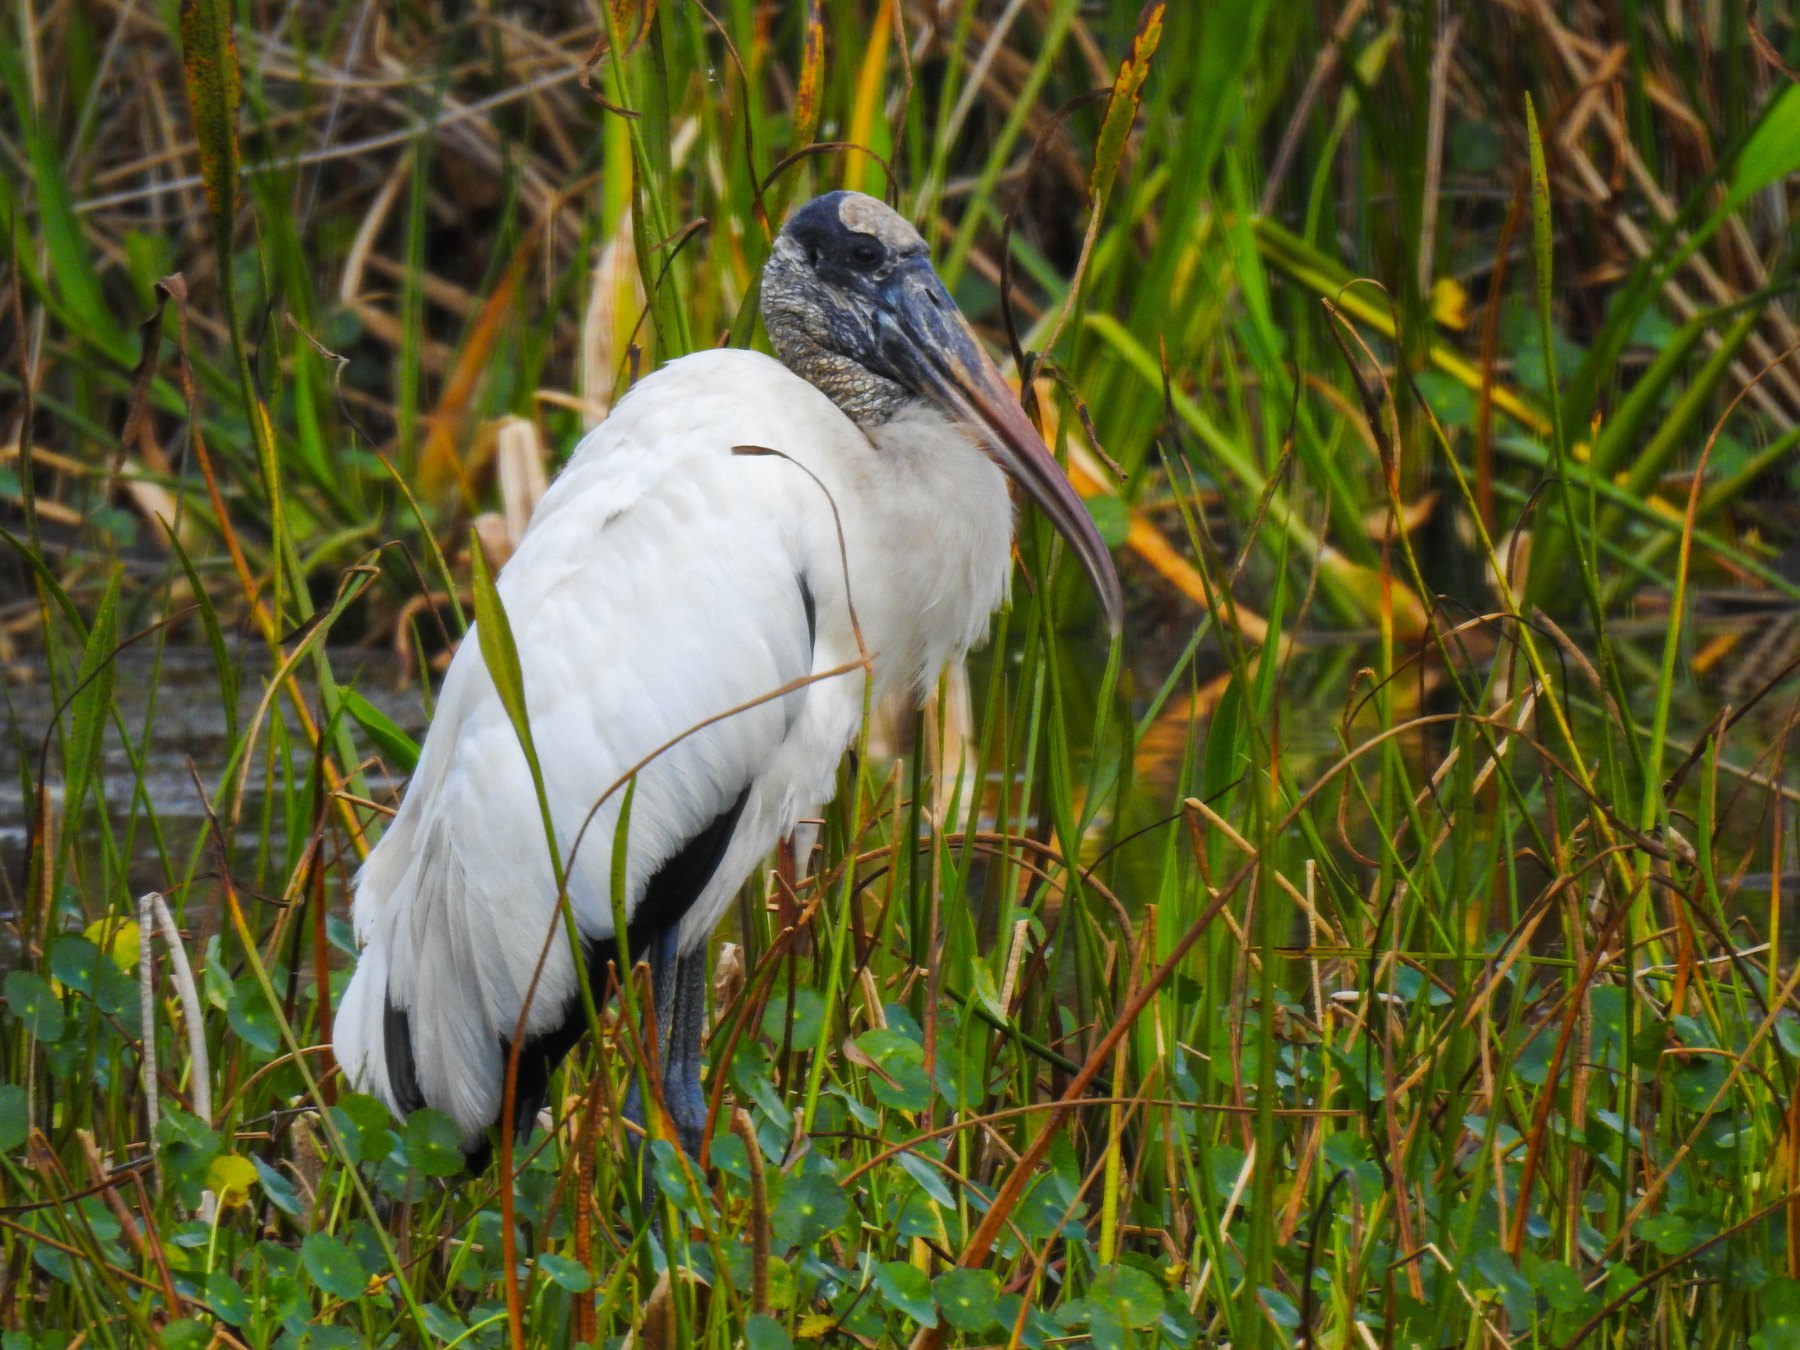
762, 988, 826, 1047
1089, 1266, 1165, 1330
226, 976, 280, 1056
1636, 1213, 1693, 1257
49, 935, 104, 995
401, 1109, 465, 1178
537, 1253, 592, 1292
772, 1169, 848, 1249
301, 1232, 369, 1302
333, 1092, 398, 1165
855, 1028, 930, 1111
711, 1133, 750, 1181
5, 971, 65, 1044
205, 1271, 253, 1328
420, 1304, 470, 1342
876, 1261, 937, 1327
745, 1313, 792, 1350
1532, 1259, 1593, 1316
933, 1267, 1000, 1334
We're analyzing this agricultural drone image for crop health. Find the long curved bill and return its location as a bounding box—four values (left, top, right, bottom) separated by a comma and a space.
880, 263, 1125, 637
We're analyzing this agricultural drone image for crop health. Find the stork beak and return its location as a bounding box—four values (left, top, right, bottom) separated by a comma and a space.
880, 264, 1125, 637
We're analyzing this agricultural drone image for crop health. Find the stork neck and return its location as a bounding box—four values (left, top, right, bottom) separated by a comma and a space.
764, 325, 910, 426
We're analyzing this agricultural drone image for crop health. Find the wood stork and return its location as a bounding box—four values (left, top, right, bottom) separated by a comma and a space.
333, 190, 1123, 1164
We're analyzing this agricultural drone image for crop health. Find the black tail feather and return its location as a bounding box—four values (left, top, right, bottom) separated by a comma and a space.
382, 998, 426, 1116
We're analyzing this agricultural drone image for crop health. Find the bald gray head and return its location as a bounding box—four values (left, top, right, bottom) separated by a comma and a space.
761, 191, 936, 424
760, 191, 1127, 635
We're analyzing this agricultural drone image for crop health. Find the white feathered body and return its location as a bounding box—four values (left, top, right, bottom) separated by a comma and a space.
334, 348, 1012, 1143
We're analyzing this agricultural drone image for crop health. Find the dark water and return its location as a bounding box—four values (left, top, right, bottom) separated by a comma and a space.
0, 646, 429, 919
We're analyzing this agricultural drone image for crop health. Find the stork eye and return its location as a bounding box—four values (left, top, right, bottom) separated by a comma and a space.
846, 238, 883, 270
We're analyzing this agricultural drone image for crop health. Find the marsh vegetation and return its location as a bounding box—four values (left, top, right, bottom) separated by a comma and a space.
5, 2, 1800, 1346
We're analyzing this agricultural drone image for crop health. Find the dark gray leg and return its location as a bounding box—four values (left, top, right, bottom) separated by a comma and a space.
621, 927, 681, 1145
663, 946, 710, 1159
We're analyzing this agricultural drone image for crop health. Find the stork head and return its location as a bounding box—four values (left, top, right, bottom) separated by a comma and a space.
763, 190, 1123, 636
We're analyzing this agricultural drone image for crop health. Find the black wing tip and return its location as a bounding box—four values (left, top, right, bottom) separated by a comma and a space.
382, 997, 427, 1117
798, 573, 817, 653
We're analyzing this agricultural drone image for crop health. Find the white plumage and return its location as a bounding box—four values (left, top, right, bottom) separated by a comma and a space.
334, 191, 1120, 1160
335, 350, 1011, 1144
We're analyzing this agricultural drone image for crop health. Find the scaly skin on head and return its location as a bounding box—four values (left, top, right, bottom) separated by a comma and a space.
760, 192, 925, 426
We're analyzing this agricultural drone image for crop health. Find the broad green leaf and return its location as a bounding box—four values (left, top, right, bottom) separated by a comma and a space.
876, 1261, 937, 1326
155, 1108, 219, 1155
933, 1267, 1000, 1334
205, 1271, 253, 1328
967, 962, 1006, 1022
897, 1149, 957, 1208
1636, 1212, 1693, 1256
226, 975, 280, 1056
1727, 84, 1800, 213
651, 1137, 711, 1218
49, 935, 106, 995
4, 971, 65, 1044
933, 1039, 985, 1111
772, 1168, 848, 1249
420, 1305, 469, 1342
537, 1253, 593, 1292
1752, 1276, 1800, 1350
301, 1232, 369, 1302
343, 688, 419, 774
854, 1028, 930, 1111
32, 1241, 74, 1285
762, 987, 825, 1048
333, 1093, 398, 1166
1089, 1266, 1165, 1330
152, 1320, 210, 1350
1532, 1259, 1594, 1316
400, 1109, 465, 1178
744, 1313, 793, 1350
156, 1110, 222, 1194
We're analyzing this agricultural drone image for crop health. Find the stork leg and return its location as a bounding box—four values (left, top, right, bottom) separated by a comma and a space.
620, 930, 708, 1233
620, 932, 707, 1151
663, 945, 710, 1159
621, 927, 681, 1145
